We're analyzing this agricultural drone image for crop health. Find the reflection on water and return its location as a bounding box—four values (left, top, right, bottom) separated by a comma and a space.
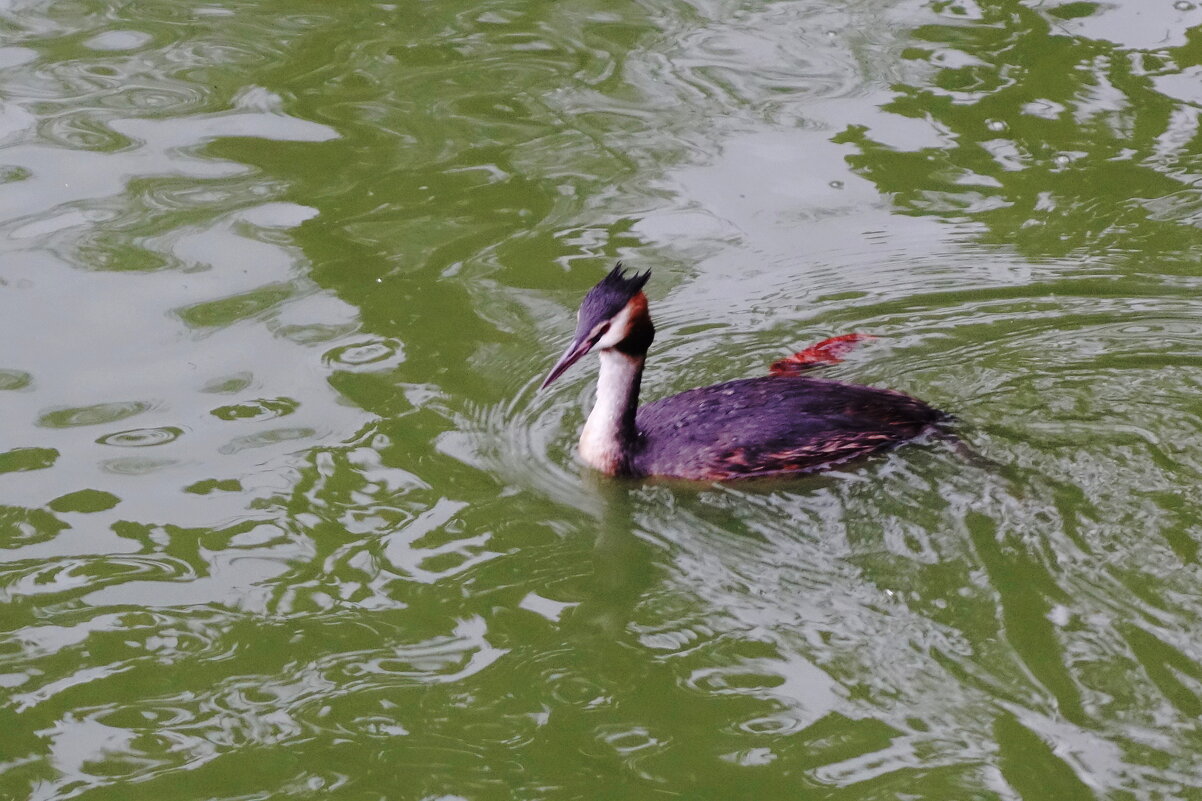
4, 0, 1202, 798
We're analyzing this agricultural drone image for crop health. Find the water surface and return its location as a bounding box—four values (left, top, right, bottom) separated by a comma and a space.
4, 0, 1202, 798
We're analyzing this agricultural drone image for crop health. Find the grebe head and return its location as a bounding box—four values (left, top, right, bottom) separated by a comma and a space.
541, 262, 652, 389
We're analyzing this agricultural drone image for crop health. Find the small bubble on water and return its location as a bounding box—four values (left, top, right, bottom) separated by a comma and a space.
1175, 1, 1194, 10
825, 30, 838, 38
1054, 153, 1071, 167
986, 119, 1007, 132
828, 180, 844, 189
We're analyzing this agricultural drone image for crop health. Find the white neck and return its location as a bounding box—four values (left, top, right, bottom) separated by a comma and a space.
578, 349, 644, 475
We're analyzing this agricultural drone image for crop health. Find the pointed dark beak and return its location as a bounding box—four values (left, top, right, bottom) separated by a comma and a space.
540, 334, 594, 389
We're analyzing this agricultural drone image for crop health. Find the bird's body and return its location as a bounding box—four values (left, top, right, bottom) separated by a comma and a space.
542, 264, 946, 481
633, 375, 943, 480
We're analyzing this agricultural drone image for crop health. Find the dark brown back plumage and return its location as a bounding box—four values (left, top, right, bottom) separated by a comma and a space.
631, 376, 945, 480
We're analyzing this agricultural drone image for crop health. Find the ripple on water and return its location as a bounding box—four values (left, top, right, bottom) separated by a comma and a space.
2, 553, 198, 605
210, 397, 298, 422
5, 0, 1202, 795
37, 401, 152, 428
685, 664, 788, 695
275, 322, 358, 345
322, 338, 405, 370
35, 114, 131, 152
218, 427, 316, 454
323, 616, 507, 687
596, 724, 662, 754
96, 426, 183, 447
736, 712, 807, 736
631, 610, 720, 656
175, 283, 296, 329
720, 747, 778, 767
97, 84, 210, 113
446, 367, 599, 515
100, 456, 178, 475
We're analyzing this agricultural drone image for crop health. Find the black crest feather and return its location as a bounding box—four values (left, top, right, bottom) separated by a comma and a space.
578, 262, 651, 330
599, 261, 651, 296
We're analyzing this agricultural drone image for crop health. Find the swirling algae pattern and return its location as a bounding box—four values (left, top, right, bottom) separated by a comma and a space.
4, 0, 1202, 799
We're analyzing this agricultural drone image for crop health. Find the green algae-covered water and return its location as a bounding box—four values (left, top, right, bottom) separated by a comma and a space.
4, 0, 1202, 798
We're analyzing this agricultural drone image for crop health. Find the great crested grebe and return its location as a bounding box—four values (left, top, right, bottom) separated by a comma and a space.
540, 264, 947, 481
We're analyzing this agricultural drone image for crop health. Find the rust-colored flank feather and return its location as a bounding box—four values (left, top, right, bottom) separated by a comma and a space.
769, 333, 877, 376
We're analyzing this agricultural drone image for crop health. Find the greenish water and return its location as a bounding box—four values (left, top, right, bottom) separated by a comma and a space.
4, 0, 1202, 797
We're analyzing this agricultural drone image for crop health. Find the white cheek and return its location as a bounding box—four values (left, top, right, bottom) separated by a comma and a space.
596, 327, 622, 349
595, 303, 635, 349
